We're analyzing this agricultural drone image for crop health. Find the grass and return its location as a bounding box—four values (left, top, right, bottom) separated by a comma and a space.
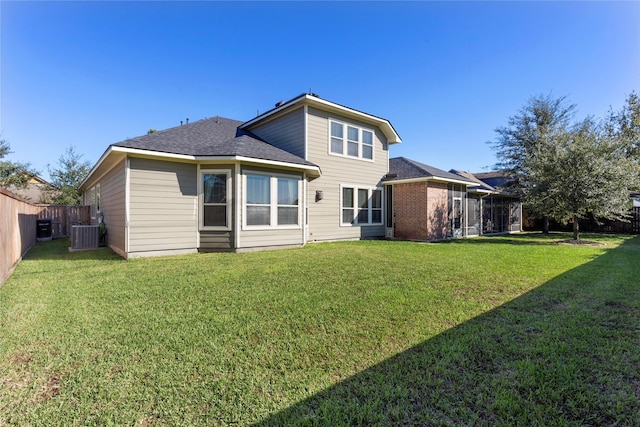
0, 233, 638, 425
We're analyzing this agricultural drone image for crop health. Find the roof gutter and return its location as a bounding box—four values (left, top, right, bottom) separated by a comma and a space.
383, 176, 476, 186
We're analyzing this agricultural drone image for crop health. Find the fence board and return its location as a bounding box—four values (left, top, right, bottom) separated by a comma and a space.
1, 189, 42, 285
37, 205, 90, 238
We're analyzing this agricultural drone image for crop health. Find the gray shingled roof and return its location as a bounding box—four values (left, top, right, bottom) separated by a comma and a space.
112, 116, 318, 168
449, 169, 496, 192
386, 157, 475, 184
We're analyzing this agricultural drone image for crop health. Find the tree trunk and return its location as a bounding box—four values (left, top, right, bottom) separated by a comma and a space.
573, 215, 580, 241
543, 216, 550, 235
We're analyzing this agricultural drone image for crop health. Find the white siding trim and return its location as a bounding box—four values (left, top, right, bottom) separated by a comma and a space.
303, 174, 308, 245
125, 156, 131, 254
304, 104, 309, 160
234, 162, 241, 249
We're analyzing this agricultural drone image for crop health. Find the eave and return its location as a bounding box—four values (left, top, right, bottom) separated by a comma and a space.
80, 145, 321, 189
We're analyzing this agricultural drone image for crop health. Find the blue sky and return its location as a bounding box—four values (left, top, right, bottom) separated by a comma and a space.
2, 1, 639, 181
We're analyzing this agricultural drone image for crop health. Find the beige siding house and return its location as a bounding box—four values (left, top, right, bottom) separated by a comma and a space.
80, 93, 401, 258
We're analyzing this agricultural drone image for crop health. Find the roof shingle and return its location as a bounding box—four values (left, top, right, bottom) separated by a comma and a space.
112, 116, 317, 167
386, 157, 475, 184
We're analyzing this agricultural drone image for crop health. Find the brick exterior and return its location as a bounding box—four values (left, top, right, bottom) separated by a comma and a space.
391, 181, 449, 241
426, 182, 449, 240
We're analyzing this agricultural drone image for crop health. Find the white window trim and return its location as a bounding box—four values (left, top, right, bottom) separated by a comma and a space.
328, 119, 375, 162
199, 168, 232, 231
339, 184, 383, 227
242, 170, 302, 230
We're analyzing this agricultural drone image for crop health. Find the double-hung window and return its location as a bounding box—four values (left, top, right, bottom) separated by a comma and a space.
245, 172, 300, 228
200, 170, 231, 229
329, 120, 374, 160
341, 185, 382, 226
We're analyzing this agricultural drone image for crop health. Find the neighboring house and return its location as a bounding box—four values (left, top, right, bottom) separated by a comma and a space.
3, 174, 56, 204
383, 157, 522, 241
79, 93, 401, 258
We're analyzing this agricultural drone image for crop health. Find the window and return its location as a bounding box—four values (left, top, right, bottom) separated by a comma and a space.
341, 185, 382, 226
329, 120, 374, 160
87, 184, 100, 219
244, 172, 300, 228
200, 170, 230, 229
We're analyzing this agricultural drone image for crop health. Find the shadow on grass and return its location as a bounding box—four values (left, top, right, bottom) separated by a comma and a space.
256, 236, 640, 426
24, 238, 122, 262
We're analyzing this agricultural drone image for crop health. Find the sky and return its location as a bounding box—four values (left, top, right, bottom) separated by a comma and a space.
1, 1, 639, 181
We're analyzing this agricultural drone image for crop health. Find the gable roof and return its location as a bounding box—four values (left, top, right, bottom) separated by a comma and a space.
82, 116, 321, 189
112, 116, 318, 167
449, 169, 496, 193
385, 157, 475, 186
241, 93, 402, 145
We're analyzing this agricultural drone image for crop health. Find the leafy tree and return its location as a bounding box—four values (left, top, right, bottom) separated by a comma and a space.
605, 91, 640, 174
491, 94, 576, 234
47, 146, 91, 205
0, 138, 36, 188
492, 94, 640, 241
550, 118, 638, 240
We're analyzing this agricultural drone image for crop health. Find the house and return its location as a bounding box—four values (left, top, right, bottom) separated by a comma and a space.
3, 174, 56, 204
383, 157, 522, 241
79, 93, 401, 258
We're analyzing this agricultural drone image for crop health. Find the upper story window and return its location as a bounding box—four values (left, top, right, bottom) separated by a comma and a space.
244, 171, 300, 229
329, 120, 374, 161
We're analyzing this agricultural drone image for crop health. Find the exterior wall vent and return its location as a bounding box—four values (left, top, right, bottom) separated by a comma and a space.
71, 225, 99, 250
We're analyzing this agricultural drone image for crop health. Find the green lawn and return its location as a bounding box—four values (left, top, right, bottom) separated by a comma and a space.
1, 234, 638, 426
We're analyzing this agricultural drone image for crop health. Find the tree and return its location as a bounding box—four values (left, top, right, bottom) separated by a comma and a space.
550, 118, 638, 240
47, 146, 91, 205
491, 94, 576, 234
605, 91, 640, 176
492, 94, 640, 241
0, 138, 36, 188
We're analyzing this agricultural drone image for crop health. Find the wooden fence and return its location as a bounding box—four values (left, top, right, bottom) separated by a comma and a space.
37, 205, 91, 238
1, 189, 42, 285
0, 189, 90, 285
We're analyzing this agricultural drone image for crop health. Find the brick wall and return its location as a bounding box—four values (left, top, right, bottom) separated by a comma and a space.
391, 181, 450, 241
426, 182, 449, 240
393, 182, 428, 240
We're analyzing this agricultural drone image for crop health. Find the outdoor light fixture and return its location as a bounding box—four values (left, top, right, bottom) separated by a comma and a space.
315, 190, 324, 202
